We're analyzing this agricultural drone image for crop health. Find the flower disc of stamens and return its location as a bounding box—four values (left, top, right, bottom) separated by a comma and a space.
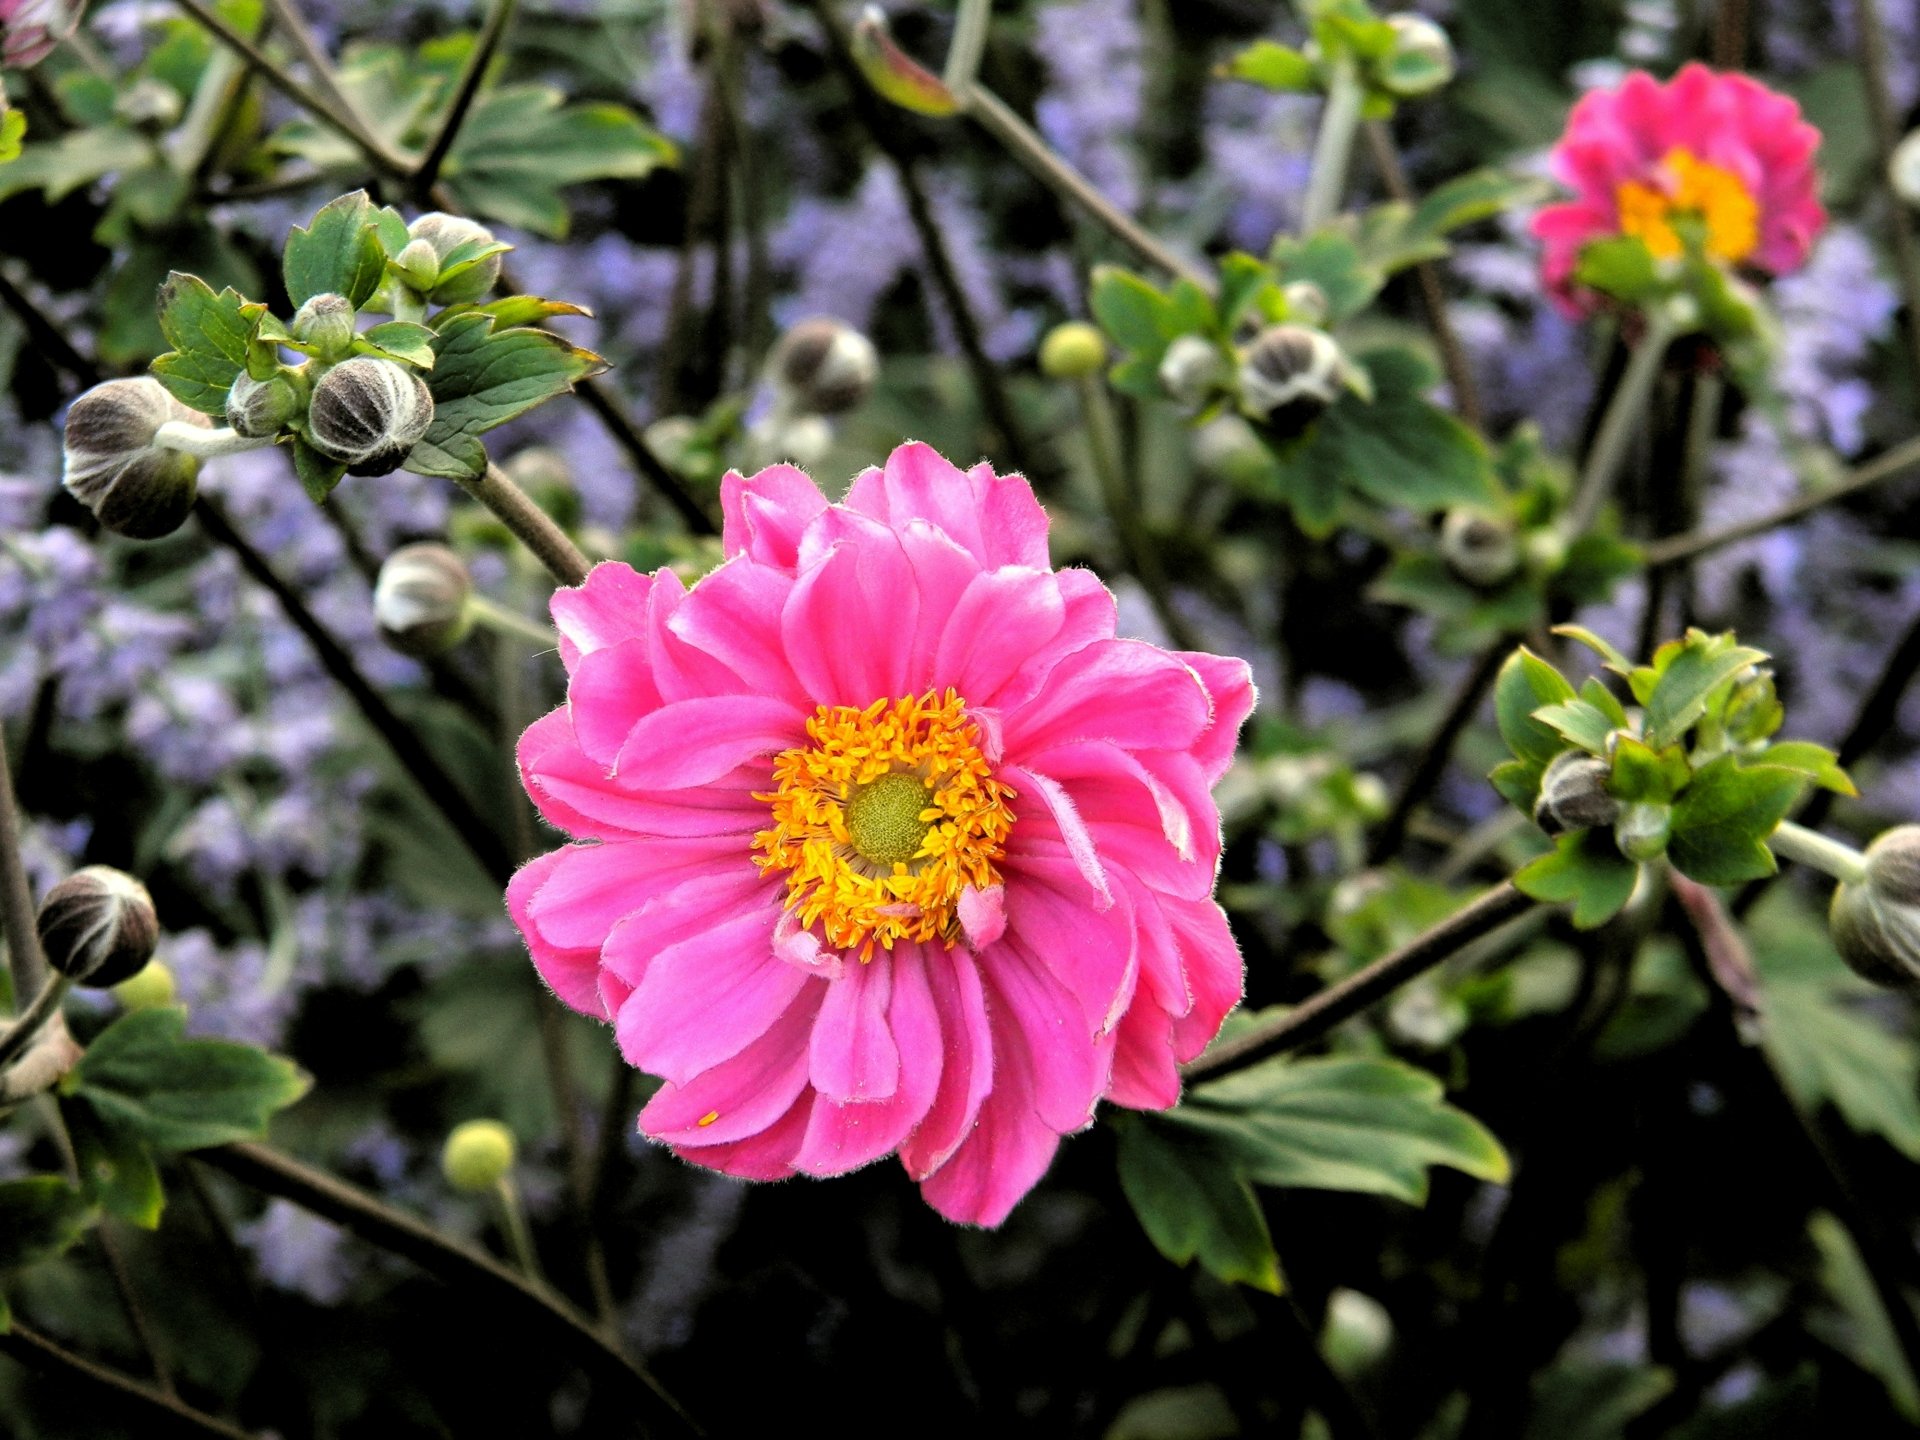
1615, 148, 1760, 263
753, 690, 1016, 960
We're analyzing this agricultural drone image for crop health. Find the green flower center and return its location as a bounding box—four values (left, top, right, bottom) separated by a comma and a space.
843, 771, 935, 868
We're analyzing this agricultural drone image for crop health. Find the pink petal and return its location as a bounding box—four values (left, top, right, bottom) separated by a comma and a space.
898, 522, 984, 692
990, 568, 1118, 714
1001, 640, 1212, 759
843, 443, 1053, 572
672, 1089, 813, 1180
809, 957, 900, 1103
521, 834, 750, 950
639, 570, 743, 702
567, 638, 665, 769
597, 864, 776, 991
669, 558, 808, 706
640, 986, 824, 1144
935, 568, 1066, 709
611, 695, 805, 789
1000, 853, 1137, 1035
900, 944, 995, 1179
523, 717, 766, 840
977, 934, 1109, 1134
507, 848, 606, 1018
550, 562, 656, 672
1176, 651, 1257, 785
720, 463, 828, 570
1106, 1000, 1183, 1110
780, 532, 918, 706
917, 993, 1062, 1226
1000, 764, 1112, 906
958, 884, 1006, 949
1163, 895, 1245, 1061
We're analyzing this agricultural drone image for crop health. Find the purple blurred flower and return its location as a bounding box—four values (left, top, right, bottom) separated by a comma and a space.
1035, 0, 1145, 215
239, 1199, 357, 1306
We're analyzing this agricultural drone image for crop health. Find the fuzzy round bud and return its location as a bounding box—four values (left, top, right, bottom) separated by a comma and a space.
1615, 801, 1672, 864
1379, 15, 1456, 97
113, 959, 177, 1012
407, 213, 503, 305
1039, 321, 1107, 380
1239, 324, 1343, 431
307, 357, 434, 476
771, 317, 878, 415
390, 238, 443, 294
374, 543, 473, 657
291, 293, 357, 358
1534, 751, 1619, 835
1829, 826, 1920, 988
1439, 507, 1520, 588
225, 371, 302, 439
62, 378, 206, 539
1159, 334, 1229, 412
1891, 129, 1920, 209
442, 1119, 516, 1192
36, 866, 160, 988
1282, 281, 1329, 327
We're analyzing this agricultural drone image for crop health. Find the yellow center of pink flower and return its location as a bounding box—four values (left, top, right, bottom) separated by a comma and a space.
753, 690, 1017, 961
1614, 148, 1760, 264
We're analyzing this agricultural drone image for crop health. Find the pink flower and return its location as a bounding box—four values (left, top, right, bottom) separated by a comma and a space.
509, 443, 1252, 1225
1, 0, 79, 69
1531, 63, 1825, 313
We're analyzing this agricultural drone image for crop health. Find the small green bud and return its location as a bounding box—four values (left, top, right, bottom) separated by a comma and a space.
113, 959, 178, 1012
1239, 324, 1343, 433
1535, 751, 1619, 835
1521, 526, 1568, 579
770, 316, 878, 415
407, 213, 504, 305
1282, 281, 1329, 327
442, 1119, 516, 1192
374, 543, 473, 657
114, 78, 183, 133
1615, 801, 1672, 864
1829, 825, 1920, 989
390, 238, 442, 295
225, 370, 304, 439
62, 378, 205, 540
1039, 321, 1107, 380
37, 867, 160, 988
291, 293, 357, 359
1158, 335, 1229, 413
1438, 507, 1520, 589
307, 357, 435, 476
1378, 14, 1456, 97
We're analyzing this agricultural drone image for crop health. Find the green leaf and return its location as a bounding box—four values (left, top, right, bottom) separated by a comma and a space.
63, 1007, 309, 1153
1176, 1055, 1510, 1204
1666, 756, 1803, 886
63, 1099, 165, 1230
1490, 757, 1544, 813
1757, 741, 1857, 796
1116, 1117, 1283, 1294
1608, 735, 1690, 804
1574, 235, 1667, 303
1524, 1363, 1676, 1440
1516, 828, 1639, 929
1532, 697, 1615, 754
849, 9, 961, 116
283, 189, 387, 309
1810, 1212, 1920, 1419
0, 108, 27, 165
0, 1179, 94, 1272
1495, 646, 1577, 768
357, 320, 439, 368
1554, 624, 1633, 675
1407, 168, 1549, 245
0, 125, 149, 205
1216, 252, 1281, 334
1219, 39, 1319, 93
1580, 676, 1631, 730
291, 436, 347, 502
1642, 634, 1769, 748
433, 295, 591, 331
406, 312, 607, 480
1268, 230, 1381, 324
151, 273, 267, 415
1091, 265, 1176, 355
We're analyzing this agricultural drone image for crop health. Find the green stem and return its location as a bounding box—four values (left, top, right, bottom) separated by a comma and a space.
495, 1176, 546, 1283
1299, 58, 1364, 233
0, 1323, 253, 1440
0, 975, 71, 1073
1559, 313, 1678, 541
1076, 376, 1195, 650
456, 464, 593, 589
467, 593, 557, 648
152, 423, 277, 460
0, 745, 47, 1002
942, 0, 992, 93
1767, 820, 1869, 886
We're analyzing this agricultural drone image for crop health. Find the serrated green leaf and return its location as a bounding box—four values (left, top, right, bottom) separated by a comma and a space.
0, 1178, 95, 1272
1758, 741, 1857, 796
291, 436, 347, 502
0, 125, 149, 205
150, 274, 267, 416
1091, 265, 1175, 355
1608, 735, 1690, 804
1216, 252, 1280, 333
1553, 624, 1633, 675
1580, 676, 1631, 730
406, 312, 605, 480
433, 295, 591, 332
1516, 828, 1639, 929
1666, 756, 1803, 886
1219, 39, 1319, 92
1408, 169, 1549, 245
1268, 230, 1382, 324
63, 1007, 309, 1152
1116, 1117, 1282, 1294
357, 320, 438, 368
284, 190, 387, 309
63, 1098, 164, 1230
1643, 635, 1769, 748
1495, 647, 1578, 769
1533, 697, 1615, 754
1490, 757, 1545, 813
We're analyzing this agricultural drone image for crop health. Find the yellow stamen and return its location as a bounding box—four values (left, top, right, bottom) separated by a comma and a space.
697, 1111, 720, 1127
753, 689, 1016, 962
1615, 148, 1760, 264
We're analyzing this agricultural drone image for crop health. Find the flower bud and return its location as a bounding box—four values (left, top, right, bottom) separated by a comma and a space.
770, 316, 878, 416
1439, 507, 1520, 588
1615, 801, 1672, 864
1522, 526, 1568, 579
225, 371, 303, 439
442, 1118, 516, 1192
390, 238, 442, 295
1379, 15, 1456, 97
1239, 324, 1343, 432
374, 542, 473, 657
1890, 129, 1920, 209
115, 78, 184, 133
1722, 667, 1783, 746
36, 866, 160, 989
1829, 825, 1920, 988
1534, 750, 1619, 835
307, 357, 434, 476
406, 213, 504, 305
291, 293, 356, 359
112, 959, 178, 1012
62, 377, 206, 540
1159, 334, 1229, 412
1282, 281, 1329, 327
1039, 321, 1107, 380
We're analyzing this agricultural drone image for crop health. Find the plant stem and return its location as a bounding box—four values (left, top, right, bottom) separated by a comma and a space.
1767, 820, 1868, 886
942, 0, 993, 94
152, 423, 277, 460
495, 1176, 546, 1282
1856, 0, 1920, 399
1643, 434, 1920, 567
1560, 313, 1676, 540
467, 593, 558, 648
262, 0, 414, 174
200, 1143, 701, 1435
1181, 881, 1538, 1083
457, 463, 593, 589
1299, 58, 1364, 234
0, 974, 71, 1071
413, 0, 518, 196
0, 1323, 256, 1440
0, 743, 47, 1002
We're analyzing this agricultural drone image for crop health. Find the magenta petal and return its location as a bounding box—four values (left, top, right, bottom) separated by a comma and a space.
979, 934, 1108, 1134
1176, 651, 1257, 785
1163, 896, 1245, 1061
550, 562, 655, 671
611, 695, 804, 789
936, 568, 1066, 708
958, 884, 1006, 949
670, 559, 808, 706
1001, 765, 1111, 906
898, 522, 983, 692
809, 957, 900, 1103
568, 638, 665, 769
917, 994, 1062, 1227
900, 945, 994, 1179
616, 901, 807, 1084
720, 463, 829, 570
507, 849, 606, 1019
598, 865, 775, 992
794, 946, 943, 1176
1106, 1001, 1183, 1110
1002, 640, 1211, 758
991, 568, 1118, 714
673, 1089, 813, 1180
522, 837, 728, 950
640, 986, 824, 1144
1001, 852, 1137, 1035
526, 742, 767, 840
781, 533, 919, 706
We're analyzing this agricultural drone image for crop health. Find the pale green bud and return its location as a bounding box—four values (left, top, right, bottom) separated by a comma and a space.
1379, 15, 1456, 97
291, 293, 356, 359
374, 543, 473, 657
113, 959, 178, 1012
1615, 801, 1672, 864
406, 213, 503, 305
442, 1119, 515, 1192
225, 371, 304, 439
1159, 335, 1229, 413
1439, 507, 1520, 589
1039, 321, 1107, 380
